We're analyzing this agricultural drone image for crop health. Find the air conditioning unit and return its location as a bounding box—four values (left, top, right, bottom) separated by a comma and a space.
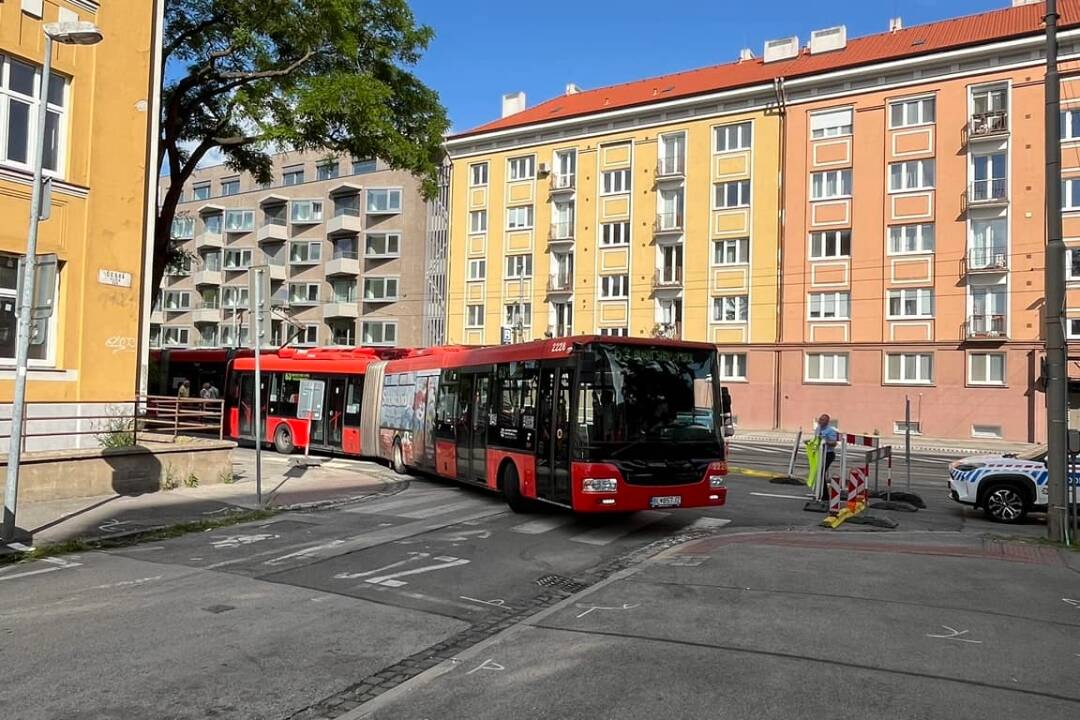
537, 162, 551, 175
763, 36, 799, 64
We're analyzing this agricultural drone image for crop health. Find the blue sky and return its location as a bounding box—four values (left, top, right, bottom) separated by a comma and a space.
410, 0, 1006, 133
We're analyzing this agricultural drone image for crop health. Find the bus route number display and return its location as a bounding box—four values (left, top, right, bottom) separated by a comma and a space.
297, 379, 325, 421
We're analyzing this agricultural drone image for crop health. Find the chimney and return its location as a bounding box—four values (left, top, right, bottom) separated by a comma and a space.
501, 91, 526, 118
889, 17, 903, 32
565, 83, 581, 95
738, 48, 755, 63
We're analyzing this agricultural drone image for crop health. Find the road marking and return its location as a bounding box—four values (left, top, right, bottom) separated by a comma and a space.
460, 596, 514, 611
210, 532, 278, 549
395, 499, 494, 520
364, 555, 470, 587
510, 516, 576, 535
574, 602, 640, 619
750, 491, 810, 500
926, 625, 982, 644
466, 658, 504, 675
1063, 598, 1080, 609
344, 491, 461, 515
335, 553, 430, 580
688, 517, 731, 530
98, 518, 136, 533
264, 539, 346, 566
434, 529, 491, 542
0, 556, 82, 583
569, 512, 666, 546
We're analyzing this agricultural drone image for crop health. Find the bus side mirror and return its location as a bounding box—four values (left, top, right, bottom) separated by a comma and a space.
1069, 429, 1080, 456
723, 419, 735, 438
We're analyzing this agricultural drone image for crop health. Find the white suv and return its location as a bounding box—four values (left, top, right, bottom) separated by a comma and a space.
947, 446, 1049, 523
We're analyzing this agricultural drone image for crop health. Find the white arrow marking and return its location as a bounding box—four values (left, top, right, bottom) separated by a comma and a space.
460, 595, 514, 611
439, 529, 492, 542
264, 540, 346, 565
334, 552, 430, 580
365, 556, 470, 587
466, 658, 505, 675
210, 533, 278, 549
98, 518, 135, 533
926, 625, 982, 644
575, 602, 640, 619
1063, 598, 1080, 609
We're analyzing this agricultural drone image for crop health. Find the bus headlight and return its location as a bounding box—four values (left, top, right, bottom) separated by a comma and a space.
709, 476, 726, 488
583, 478, 618, 493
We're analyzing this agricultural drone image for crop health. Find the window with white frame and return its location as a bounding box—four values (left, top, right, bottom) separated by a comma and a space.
223, 248, 252, 270
507, 155, 535, 181
658, 132, 685, 175
470, 161, 489, 186
808, 292, 850, 320
192, 184, 210, 201
282, 166, 304, 186
506, 205, 534, 230
466, 304, 484, 327
600, 275, 628, 299
317, 161, 339, 181
887, 287, 934, 318
505, 254, 533, 279
504, 302, 532, 328
599, 327, 628, 337
1063, 178, 1080, 210
224, 209, 254, 232
712, 295, 748, 322
171, 216, 195, 239
352, 158, 376, 174
290, 241, 322, 264
221, 286, 249, 308
717, 353, 747, 381
885, 353, 933, 384
810, 108, 853, 138
810, 170, 852, 200
367, 188, 402, 213
713, 237, 749, 265
1062, 109, 1080, 140
968, 352, 1006, 385
714, 121, 752, 152
290, 200, 323, 223
889, 224, 935, 254
1, 57, 68, 173
469, 209, 487, 234
809, 230, 851, 259
331, 278, 357, 303
467, 258, 486, 281
552, 201, 574, 237
220, 324, 250, 347
296, 324, 319, 346
162, 290, 192, 311
601, 221, 630, 246
162, 327, 191, 347
714, 179, 751, 209
889, 97, 935, 128
601, 169, 631, 195
805, 352, 849, 383
889, 159, 935, 191
363, 276, 399, 301
1068, 318, 1080, 340
364, 232, 400, 258
220, 178, 239, 196
362, 321, 397, 345
1068, 248, 1080, 281
330, 322, 354, 346
289, 283, 320, 304
203, 213, 223, 235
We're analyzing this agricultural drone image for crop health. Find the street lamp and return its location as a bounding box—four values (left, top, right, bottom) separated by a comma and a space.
2, 22, 103, 543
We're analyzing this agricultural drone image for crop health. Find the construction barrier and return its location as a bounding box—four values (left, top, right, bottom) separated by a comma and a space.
823, 444, 893, 529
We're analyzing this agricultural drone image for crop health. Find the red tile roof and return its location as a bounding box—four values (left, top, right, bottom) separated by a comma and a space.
451, 0, 1079, 140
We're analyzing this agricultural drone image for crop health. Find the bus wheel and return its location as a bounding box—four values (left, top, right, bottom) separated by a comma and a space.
502, 462, 534, 514
273, 425, 295, 455
392, 439, 407, 475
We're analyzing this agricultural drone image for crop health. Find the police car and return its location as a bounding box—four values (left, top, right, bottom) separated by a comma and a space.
948, 446, 1049, 523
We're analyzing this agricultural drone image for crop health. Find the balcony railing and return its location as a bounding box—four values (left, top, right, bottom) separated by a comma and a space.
963, 248, 1008, 274
549, 222, 574, 242
963, 179, 1008, 210
965, 110, 1009, 142
550, 173, 576, 192
965, 314, 1007, 339
654, 212, 684, 234
547, 273, 574, 293
656, 156, 685, 179
653, 266, 684, 288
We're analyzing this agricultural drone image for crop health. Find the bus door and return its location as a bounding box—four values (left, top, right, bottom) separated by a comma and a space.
455, 370, 491, 483
325, 376, 347, 449
238, 373, 255, 438
536, 363, 573, 505
471, 374, 491, 481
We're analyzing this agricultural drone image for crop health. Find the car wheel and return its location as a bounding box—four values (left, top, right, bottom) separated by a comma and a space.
392, 439, 407, 475
502, 462, 535, 513
983, 483, 1028, 524
273, 424, 295, 455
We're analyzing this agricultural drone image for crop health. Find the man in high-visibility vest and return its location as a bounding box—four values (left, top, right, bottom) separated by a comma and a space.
814, 414, 839, 502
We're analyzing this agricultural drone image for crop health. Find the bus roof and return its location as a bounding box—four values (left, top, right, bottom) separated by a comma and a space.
230, 346, 410, 372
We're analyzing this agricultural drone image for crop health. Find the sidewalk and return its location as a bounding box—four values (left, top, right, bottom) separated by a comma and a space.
732, 428, 1040, 456
7, 450, 402, 550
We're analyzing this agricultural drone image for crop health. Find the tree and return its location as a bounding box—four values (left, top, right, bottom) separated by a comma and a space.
156, 0, 449, 295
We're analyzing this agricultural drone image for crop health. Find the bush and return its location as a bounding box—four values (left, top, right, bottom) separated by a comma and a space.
96, 414, 136, 449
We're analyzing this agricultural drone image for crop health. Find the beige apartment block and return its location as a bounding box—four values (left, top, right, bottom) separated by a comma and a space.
153, 151, 428, 350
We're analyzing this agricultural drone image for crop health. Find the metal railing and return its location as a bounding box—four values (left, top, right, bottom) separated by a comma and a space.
654, 266, 684, 288
547, 273, 574, 292
656, 156, 685, 177
963, 248, 1008, 274
262, 214, 287, 227
550, 173, 576, 191
549, 222, 574, 241
655, 212, 684, 233
964, 179, 1008, 208
965, 110, 1009, 141
965, 314, 1007, 339
333, 204, 361, 217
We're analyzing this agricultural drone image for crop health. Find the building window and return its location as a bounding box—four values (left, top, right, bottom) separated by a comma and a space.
712, 295, 748, 323
507, 155, 535, 181
362, 321, 397, 346
283, 166, 305, 186
714, 121, 752, 152
887, 288, 934, 318
599, 327, 628, 337
601, 221, 630, 246
221, 286, 249, 309
601, 169, 631, 195
364, 233, 400, 258
893, 420, 921, 436
552, 301, 573, 336
220, 178, 240, 196
470, 162, 489, 186
171, 216, 195, 239
600, 275, 628, 299
805, 352, 849, 383
330, 322, 355, 346
889, 224, 935, 254
295, 324, 319, 346
504, 303, 532, 328
290, 200, 323, 223
717, 353, 747, 381
809, 230, 851, 259
1068, 318, 1080, 340
161, 327, 190, 348
1062, 109, 1080, 141
714, 179, 751, 209
352, 158, 376, 174
363, 276, 399, 301
971, 424, 1003, 440
0, 57, 67, 173
331, 278, 357, 302
889, 97, 935, 128
367, 188, 402, 213
467, 259, 486, 281
506, 205, 534, 230
223, 248, 252, 270
317, 161, 339, 181
969, 352, 1006, 385
505, 254, 533, 279
713, 237, 749, 265
808, 292, 850, 320
810, 170, 852, 200
889, 159, 935, 192
289, 241, 322, 264
1062, 178, 1080, 210
658, 132, 685, 175
288, 283, 320, 304
192, 183, 210, 201
552, 201, 575, 238
469, 210, 487, 234
885, 353, 933, 385
203, 213, 223, 235
1068, 249, 1080, 281
162, 290, 192, 311
466, 304, 484, 327
810, 108, 853, 138
224, 209, 254, 232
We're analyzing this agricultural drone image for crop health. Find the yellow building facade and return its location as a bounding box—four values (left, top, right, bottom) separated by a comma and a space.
445, 107, 780, 348
0, 0, 162, 450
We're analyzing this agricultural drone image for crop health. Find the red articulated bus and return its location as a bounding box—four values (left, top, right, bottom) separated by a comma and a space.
224, 335, 731, 514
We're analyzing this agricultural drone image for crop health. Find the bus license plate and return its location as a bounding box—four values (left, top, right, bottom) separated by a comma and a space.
650, 495, 682, 509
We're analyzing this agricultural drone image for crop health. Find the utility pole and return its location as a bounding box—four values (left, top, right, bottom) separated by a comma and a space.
1045, 0, 1069, 544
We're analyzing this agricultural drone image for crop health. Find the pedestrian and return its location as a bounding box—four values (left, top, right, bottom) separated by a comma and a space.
177, 379, 191, 399
814, 413, 838, 502
200, 382, 213, 400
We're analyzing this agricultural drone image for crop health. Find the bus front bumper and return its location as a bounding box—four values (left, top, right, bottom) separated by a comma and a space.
570, 462, 728, 513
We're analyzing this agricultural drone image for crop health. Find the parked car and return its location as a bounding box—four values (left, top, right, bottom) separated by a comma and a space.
947, 446, 1053, 523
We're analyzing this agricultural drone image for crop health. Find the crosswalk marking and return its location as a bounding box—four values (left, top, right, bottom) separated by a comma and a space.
510, 515, 577, 535
569, 511, 668, 546
395, 498, 496, 520
345, 491, 462, 515
688, 517, 732, 530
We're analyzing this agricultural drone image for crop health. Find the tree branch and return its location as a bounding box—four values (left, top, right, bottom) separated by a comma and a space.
162, 13, 224, 63
219, 49, 316, 80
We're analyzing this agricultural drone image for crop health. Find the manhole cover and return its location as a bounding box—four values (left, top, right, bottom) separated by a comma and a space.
203, 604, 236, 614
535, 574, 588, 593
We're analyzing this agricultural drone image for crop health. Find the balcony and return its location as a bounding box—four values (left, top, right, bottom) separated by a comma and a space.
964, 110, 1009, 144
656, 157, 685, 181
258, 221, 288, 243
149, 308, 163, 324
326, 253, 361, 276
193, 268, 222, 286
962, 248, 1008, 275
546, 272, 574, 295
327, 208, 363, 235
191, 305, 221, 324
963, 179, 1008, 211
288, 295, 319, 308
550, 173, 575, 194
323, 301, 359, 319
195, 231, 222, 250
654, 212, 684, 235
548, 222, 574, 245
965, 314, 1007, 340
653, 266, 684, 291
653, 321, 682, 340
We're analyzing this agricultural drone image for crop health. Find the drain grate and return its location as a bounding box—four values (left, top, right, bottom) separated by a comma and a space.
535, 574, 589, 593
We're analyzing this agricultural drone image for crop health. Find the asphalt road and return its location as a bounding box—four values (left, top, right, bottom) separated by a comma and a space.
0, 444, 1055, 720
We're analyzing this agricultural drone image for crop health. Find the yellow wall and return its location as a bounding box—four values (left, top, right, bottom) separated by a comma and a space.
0, 0, 157, 403
446, 110, 780, 345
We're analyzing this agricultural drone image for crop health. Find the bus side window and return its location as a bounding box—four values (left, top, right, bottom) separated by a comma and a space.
434, 371, 458, 437
344, 378, 361, 426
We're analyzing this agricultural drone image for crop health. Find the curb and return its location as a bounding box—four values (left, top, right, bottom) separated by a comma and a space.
278, 475, 410, 512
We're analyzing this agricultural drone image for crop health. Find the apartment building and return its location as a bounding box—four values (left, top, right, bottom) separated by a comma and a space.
153, 152, 428, 350
0, 0, 162, 451
444, 0, 1080, 442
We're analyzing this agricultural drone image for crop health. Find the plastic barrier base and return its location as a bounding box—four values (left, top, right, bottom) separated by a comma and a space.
869, 490, 925, 508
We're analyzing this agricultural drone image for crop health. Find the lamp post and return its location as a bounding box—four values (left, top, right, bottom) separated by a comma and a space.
2, 22, 103, 543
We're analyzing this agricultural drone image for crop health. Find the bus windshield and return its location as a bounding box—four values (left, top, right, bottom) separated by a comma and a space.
576, 343, 722, 462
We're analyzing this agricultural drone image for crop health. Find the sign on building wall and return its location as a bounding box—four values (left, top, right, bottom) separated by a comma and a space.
98, 269, 132, 288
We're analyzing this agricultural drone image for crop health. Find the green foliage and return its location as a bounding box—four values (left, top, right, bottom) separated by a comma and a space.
162, 464, 181, 490
184, 473, 200, 488
96, 414, 136, 449
219, 468, 236, 484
